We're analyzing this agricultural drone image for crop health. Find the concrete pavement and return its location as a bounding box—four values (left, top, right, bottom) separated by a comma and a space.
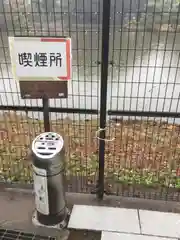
68, 205, 180, 239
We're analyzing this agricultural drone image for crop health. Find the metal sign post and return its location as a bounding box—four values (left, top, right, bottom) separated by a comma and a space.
9, 37, 72, 228
42, 95, 50, 132
9, 37, 72, 132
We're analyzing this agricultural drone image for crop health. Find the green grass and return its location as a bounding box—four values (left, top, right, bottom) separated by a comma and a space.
0, 111, 180, 189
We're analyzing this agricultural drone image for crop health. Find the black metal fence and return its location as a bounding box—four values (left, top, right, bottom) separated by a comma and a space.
1, 0, 180, 201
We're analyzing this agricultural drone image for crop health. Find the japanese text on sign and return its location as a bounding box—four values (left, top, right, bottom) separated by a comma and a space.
18, 52, 62, 67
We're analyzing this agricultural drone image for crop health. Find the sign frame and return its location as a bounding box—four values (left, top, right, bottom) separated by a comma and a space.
9, 36, 72, 82
9, 36, 72, 99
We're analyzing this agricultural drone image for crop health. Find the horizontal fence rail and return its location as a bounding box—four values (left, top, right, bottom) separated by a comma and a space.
0, 106, 98, 115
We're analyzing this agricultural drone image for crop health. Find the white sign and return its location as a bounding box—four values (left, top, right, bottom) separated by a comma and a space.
9, 37, 72, 81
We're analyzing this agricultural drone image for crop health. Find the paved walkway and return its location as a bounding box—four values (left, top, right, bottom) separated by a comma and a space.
68, 205, 180, 240
1, 189, 180, 239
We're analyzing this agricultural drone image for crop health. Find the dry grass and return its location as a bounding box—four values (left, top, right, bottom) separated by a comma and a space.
0, 111, 180, 189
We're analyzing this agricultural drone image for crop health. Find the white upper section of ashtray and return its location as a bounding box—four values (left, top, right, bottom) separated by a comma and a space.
32, 132, 64, 159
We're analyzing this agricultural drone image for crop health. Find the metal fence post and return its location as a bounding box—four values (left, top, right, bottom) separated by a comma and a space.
98, 0, 111, 200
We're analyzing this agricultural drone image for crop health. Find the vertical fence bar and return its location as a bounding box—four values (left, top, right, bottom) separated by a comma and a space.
98, 0, 111, 200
